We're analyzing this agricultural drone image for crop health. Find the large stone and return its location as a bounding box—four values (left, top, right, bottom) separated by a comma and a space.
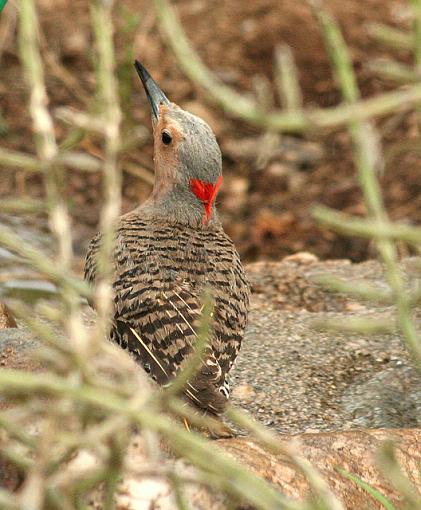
1, 255, 420, 432
1, 255, 420, 507
84, 429, 420, 509
232, 256, 421, 433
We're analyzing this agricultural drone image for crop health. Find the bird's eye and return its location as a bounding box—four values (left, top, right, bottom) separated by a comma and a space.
161, 130, 172, 145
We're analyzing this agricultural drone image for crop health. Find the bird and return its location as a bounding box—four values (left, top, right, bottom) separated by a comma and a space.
84, 60, 250, 436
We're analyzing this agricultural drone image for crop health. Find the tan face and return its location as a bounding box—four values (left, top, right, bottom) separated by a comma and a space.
151, 104, 184, 199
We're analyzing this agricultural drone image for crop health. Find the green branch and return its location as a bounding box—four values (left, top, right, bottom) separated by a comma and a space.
153, 0, 421, 133
310, 0, 421, 371
0, 368, 300, 510
0, 147, 104, 174
313, 206, 421, 244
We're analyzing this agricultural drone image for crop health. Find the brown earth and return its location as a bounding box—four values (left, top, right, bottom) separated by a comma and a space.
1, 0, 421, 262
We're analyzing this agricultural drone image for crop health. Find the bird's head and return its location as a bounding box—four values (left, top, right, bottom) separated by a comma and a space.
135, 60, 222, 226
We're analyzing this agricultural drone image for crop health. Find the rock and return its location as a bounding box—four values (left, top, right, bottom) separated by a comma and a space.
0, 327, 40, 374
282, 251, 319, 264
341, 364, 421, 428
232, 256, 421, 433
84, 429, 421, 509
1, 256, 421, 507
219, 429, 421, 509
0, 327, 39, 491
76, 436, 226, 510
1, 256, 420, 433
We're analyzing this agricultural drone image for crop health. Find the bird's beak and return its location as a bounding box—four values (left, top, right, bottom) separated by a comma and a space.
134, 60, 170, 121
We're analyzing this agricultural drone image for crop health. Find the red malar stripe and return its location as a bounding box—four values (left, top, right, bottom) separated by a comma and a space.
190, 175, 223, 223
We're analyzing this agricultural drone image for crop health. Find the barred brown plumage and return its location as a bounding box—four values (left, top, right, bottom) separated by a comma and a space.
84, 61, 250, 431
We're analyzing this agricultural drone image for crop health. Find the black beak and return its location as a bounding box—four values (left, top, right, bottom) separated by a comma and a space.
134, 60, 170, 121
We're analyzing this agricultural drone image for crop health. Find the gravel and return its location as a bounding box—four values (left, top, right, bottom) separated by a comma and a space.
231, 255, 421, 433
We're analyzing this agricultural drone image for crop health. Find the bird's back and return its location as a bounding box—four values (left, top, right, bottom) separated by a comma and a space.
85, 211, 250, 414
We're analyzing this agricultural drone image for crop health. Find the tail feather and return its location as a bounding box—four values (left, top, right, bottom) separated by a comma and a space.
112, 320, 228, 414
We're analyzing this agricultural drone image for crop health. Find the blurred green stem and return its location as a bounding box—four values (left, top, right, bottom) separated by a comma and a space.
89, 0, 122, 345
0, 368, 301, 510
18, 0, 72, 270
0, 490, 18, 509
411, 0, 421, 72
274, 45, 303, 111
0, 146, 103, 173
377, 441, 421, 510
367, 23, 414, 51
411, 0, 421, 129
0, 226, 91, 299
153, 0, 421, 133
313, 206, 421, 243
368, 58, 420, 84
311, 0, 421, 370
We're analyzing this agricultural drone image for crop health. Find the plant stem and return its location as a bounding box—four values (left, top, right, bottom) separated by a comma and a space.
311, 0, 421, 370
153, 0, 421, 133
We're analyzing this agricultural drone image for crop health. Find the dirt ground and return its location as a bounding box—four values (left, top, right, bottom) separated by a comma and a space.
1, 0, 421, 262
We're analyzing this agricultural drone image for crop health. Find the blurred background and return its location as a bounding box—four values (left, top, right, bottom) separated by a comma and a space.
1, 0, 421, 264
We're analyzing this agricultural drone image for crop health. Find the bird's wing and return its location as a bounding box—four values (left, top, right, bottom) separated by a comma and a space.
113, 280, 227, 414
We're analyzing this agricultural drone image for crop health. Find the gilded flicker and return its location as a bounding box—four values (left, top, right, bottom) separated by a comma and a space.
85, 61, 250, 428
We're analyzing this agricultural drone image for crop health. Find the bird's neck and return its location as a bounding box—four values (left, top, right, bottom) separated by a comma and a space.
142, 182, 221, 228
